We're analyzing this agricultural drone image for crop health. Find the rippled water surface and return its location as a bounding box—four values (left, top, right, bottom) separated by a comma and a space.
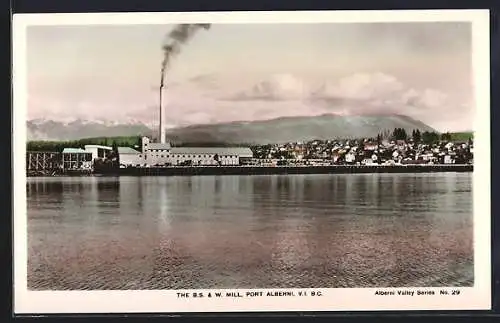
27, 173, 473, 290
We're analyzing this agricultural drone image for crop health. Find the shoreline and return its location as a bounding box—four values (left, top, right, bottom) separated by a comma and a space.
27, 164, 473, 177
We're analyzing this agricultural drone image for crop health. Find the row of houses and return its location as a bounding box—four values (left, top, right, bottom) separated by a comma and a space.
251, 137, 473, 166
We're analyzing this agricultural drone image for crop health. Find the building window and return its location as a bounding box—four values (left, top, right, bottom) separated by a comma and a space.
161, 155, 164, 158
139, 155, 142, 158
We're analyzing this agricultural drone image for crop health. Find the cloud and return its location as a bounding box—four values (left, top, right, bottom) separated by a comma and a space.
27, 72, 472, 132
187, 73, 220, 90
223, 72, 465, 116
225, 73, 310, 101
312, 73, 405, 101
307, 73, 470, 123
216, 72, 471, 131
402, 88, 448, 109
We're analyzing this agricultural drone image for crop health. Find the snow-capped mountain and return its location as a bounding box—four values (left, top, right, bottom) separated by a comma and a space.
26, 114, 437, 144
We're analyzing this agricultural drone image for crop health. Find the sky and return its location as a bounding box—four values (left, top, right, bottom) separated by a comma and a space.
26, 22, 473, 131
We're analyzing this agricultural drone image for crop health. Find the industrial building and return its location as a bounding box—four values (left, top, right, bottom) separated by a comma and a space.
62, 148, 93, 171
84, 145, 113, 161
117, 136, 253, 167
117, 146, 143, 167
59, 145, 112, 172
27, 145, 112, 174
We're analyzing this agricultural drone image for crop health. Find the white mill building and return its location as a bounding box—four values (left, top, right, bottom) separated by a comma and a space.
118, 136, 253, 168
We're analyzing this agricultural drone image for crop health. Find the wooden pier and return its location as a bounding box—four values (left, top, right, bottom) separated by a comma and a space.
26, 151, 62, 176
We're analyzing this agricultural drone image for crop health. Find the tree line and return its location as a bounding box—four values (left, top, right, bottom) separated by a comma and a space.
26, 136, 142, 152
377, 128, 469, 145
26, 129, 473, 155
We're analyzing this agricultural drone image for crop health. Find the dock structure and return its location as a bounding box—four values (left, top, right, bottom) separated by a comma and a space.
26, 151, 62, 175
62, 148, 93, 170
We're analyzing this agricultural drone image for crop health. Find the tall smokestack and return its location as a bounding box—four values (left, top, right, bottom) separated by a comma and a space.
158, 23, 211, 143
159, 83, 166, 144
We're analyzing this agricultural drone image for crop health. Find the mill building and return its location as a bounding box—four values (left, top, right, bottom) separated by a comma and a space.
118, 136, 253, 168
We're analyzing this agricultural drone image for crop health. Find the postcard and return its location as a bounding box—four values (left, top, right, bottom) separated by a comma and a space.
13, 9, 491, 313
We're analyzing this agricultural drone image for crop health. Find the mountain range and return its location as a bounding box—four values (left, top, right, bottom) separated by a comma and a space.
26, 114, 437, 144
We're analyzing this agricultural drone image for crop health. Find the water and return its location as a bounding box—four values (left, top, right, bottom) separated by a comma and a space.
27, 173, 473, 290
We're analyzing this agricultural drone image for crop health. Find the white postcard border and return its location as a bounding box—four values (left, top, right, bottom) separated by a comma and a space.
13, 9, 491, 313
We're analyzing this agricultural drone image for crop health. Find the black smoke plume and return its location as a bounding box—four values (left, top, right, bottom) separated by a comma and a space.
160, 24, 211, 88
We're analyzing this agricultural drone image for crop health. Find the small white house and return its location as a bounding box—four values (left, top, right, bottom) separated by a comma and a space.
362, 158, 376, 165
444, 155, 454, 164
345, 153, 356, 164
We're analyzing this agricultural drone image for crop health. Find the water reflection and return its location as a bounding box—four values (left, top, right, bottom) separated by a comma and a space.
27, 173, 473, 290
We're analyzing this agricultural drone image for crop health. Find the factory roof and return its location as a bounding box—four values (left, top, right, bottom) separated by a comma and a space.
147, 142, 172, 149
170, 147, 253, 157
117, 147, 141, 154
142, 139, 253, 157
62, 148, 87, 153
84, 145, 113, 150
